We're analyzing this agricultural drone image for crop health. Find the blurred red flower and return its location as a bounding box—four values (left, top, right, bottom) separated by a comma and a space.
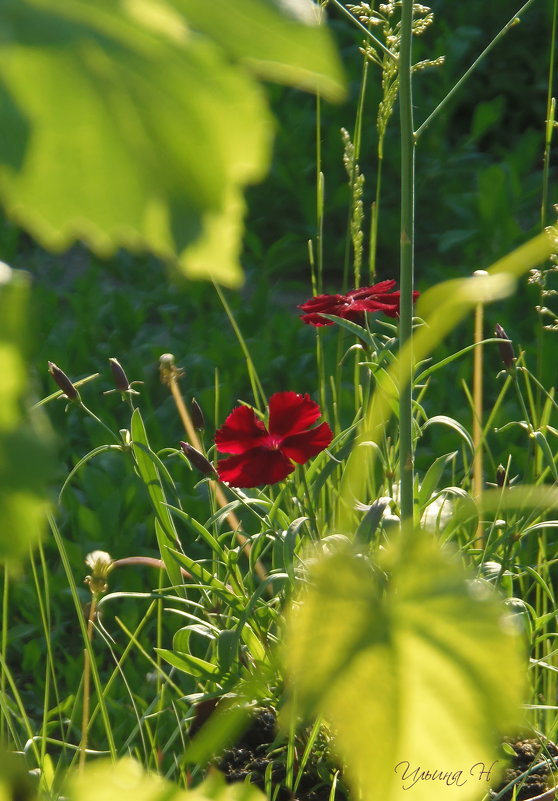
215, 392, 333, 488
298, 280, 419, 326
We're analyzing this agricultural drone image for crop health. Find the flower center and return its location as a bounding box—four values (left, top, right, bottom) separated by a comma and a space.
265, 434, 283, 451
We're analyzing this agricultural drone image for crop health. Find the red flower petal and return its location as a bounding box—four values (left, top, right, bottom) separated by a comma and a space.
281, 421, 333, 464
268, 392, 322, 437
356, 290, 420, 317
352, 297, 400, 314
300, 313, 335, 326
215, 405, 268, 454
346, 280, 397, 299
298, 293, 346, 313
217, 449, 295, 488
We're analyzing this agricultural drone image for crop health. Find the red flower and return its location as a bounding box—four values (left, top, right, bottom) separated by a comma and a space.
298, 280, 419, 326
215, 392, 333, 488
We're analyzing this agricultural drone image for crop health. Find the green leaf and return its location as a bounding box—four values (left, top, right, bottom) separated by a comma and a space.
0, 265, 54, 569
68, 756, 266, 801
418, 451, 457, 508
0, 0, 343, 286
188, 770, 266, 801
68, 757, 185, 801
130, 408, 183, 589
217, 629, 239, 672
156, 648, 220, 679
0, 0, 272, 287
173, 0, 345, 101
284, 535, 525, 801
422, 415, 474, 454
531, 429, 558, 481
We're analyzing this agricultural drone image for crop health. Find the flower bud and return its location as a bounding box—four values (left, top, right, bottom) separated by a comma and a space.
105, 357, 142, 398
48, 361, 80, 401
85, 550, 113, 595
109, 357, 130, 392
159, 353, 184, 386
159, 353, 175, 368
191, 398, 205, 431
494, 324, 515, 369
180, 441, 216, 477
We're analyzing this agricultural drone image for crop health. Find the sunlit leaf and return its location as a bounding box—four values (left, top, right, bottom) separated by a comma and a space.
0, 264, 54, 569
157, 647, 220, 679
0, 0, 344, 286
130, 408, 183, 589
175, 0, 346, 101
284, 535, 525, 801
0, 0, 271, 287
68, 757, 265, 801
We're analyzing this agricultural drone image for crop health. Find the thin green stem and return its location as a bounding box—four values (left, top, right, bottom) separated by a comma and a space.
415, 0, 538, 139
299, 468, 321, 540
213, 282, 266, 411
79, 592, 98, 771
0, 566, 8, 743
541, 0, 557, 230
536, 0, 557, 399
313, 83, 327, 415
369, 151, 383, 282
315, 90, 324, 296
513, 372, 534, 432
398, 0, 416, 526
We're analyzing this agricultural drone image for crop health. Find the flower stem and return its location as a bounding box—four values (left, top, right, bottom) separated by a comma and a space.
0, 566, 8, 743
398, 0, 415, 527
537, 0, 557, 406
473, 272, 488, 544
79, 592, 98, 771
300, 468, 320, 541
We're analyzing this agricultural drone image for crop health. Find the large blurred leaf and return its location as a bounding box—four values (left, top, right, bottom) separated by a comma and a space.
174, 0, 346, 100
284, 535, 525, 801
0, 0, 344, 287
0, 264, 54, 568
68, 757, 265, 801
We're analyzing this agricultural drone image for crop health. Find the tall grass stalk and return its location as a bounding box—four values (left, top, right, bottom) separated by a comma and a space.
473, 271, 488, 543
536, 0, 557, 399
540, 0, 557, 230
0, 566, 8, 743
398, 0, 416, 525
79, 592, 98, 771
